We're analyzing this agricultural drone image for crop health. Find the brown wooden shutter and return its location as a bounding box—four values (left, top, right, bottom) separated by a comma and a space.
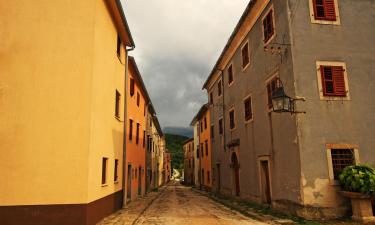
321, 65, 346, 97
332, 66, 346, 96
324, 0, 336, 21
313, 0, 336, 21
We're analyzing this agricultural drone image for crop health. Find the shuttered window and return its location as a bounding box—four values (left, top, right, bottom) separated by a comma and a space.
219, 118, 223, 135
117, 35, 121, 57
229, 109, 235, 130
313, 0, 336, 21
130, 78, 135, 96
228, 65, 234, 85
320, 66, 346, 97
114, 159, 119, 182
263, 9, 275, 44
244, 96, 253, 121
129, 119, 133, 140
115, 90, 121, 118
241, 43, 250, 68
137, 92, 140, 107
136, 123, 140, 145
102, 158, 108, 185
205, 140, 208, 156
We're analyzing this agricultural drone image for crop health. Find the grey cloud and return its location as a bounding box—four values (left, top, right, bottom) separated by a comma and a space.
123, 0, 248, 127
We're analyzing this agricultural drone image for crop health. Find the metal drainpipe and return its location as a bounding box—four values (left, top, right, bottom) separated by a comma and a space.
122, 46, 135, 208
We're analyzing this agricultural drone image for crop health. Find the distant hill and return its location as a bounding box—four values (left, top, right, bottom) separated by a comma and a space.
163, 126, 193, 138
165, 133, 190, 170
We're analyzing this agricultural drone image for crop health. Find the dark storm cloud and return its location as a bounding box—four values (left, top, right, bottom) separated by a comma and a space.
123, 0, 248, 127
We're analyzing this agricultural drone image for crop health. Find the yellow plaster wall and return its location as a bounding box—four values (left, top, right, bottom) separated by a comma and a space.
86, 0, 127, 203
0, 0, 96, 205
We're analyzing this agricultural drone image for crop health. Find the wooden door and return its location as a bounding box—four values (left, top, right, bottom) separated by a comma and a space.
260, 160, 271, 204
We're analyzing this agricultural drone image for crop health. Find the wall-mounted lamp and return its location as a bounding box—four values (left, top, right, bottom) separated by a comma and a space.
271, 78, 306, 114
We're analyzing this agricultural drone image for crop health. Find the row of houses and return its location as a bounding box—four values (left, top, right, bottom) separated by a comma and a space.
185, 0, 374, 220
0, 1, 171, 225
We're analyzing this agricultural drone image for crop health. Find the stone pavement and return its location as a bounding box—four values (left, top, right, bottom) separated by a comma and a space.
97, 181, 268, 225
97, 187, 165, 225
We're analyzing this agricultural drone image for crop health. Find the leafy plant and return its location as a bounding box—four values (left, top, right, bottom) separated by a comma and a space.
339, 164, 375, 195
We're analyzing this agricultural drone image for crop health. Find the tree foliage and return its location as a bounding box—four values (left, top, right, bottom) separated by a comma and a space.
165, 133, 189, 170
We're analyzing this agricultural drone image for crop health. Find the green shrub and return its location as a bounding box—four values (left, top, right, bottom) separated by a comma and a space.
339, 164, 375, 195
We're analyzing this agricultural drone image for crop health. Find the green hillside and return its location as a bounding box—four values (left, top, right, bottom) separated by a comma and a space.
165, 133, 189, 170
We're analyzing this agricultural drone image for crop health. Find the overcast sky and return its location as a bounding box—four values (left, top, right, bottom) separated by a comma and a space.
122, 0, 248, 128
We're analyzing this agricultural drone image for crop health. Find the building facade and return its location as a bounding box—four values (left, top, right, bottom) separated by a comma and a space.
191, 120, 201, 187
126, 57, 153, 202
183, 138, 195, 185
203, 0, 375, 219
0, 0, 135, 224
191, 104, 212, 190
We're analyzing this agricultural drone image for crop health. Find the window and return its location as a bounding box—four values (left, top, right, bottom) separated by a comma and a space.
202, 169, 205, 184
137, 92, 140, 107
244, 96, 253, 122
209, 92, 213, 105
102, 157, 108, 185
130, 78, 135, 96
219, 118, 223, 135
205, 140, 208, 156
143, 131, 146, 148
266, 76, 279, 109
129, 119, 133, 141
331, 149, 355, 180
241, 42, 250, 69
320, 66, 346, 97
207, 171, 210, 183
228, 65, 234, 85
115, 90, 121, 118
197, 145, 200, 158
263, 8, 275, 44
200, 121, 203, 133
211, 125, 214, 139
229, 109, 236, 130
200, 143, 204, 158
114, 159, 119, 182
316, 61, 349, 100
218, 80, 222, 96
313, 0, 336, 21
204, 117, 207, 129
117, 35, 121, 57
136, 124, 140, 145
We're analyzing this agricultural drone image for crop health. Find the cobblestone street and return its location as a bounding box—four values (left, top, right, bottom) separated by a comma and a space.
98, 181, 267, 225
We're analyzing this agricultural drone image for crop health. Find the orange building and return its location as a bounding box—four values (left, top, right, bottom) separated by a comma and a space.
195, 104, 212, 190
125, 57, 150, 202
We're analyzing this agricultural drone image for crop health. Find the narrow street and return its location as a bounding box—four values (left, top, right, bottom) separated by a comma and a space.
99, 181, 267, 225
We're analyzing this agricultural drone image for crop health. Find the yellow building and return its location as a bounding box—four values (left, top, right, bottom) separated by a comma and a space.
149, 117, 164, 189
0, 0, 134, 224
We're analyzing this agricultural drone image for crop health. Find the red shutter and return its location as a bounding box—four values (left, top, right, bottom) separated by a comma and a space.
313, 0, 336, 21
324, 0, 336, 21
332, 66, 346, 96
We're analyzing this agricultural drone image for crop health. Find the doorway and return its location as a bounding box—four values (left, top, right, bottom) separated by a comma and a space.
138, 167, 142, 196
216, 164, 221, 193
127, 164, 132, 202
231, 153, 240, 196
260, 160, 271, 204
